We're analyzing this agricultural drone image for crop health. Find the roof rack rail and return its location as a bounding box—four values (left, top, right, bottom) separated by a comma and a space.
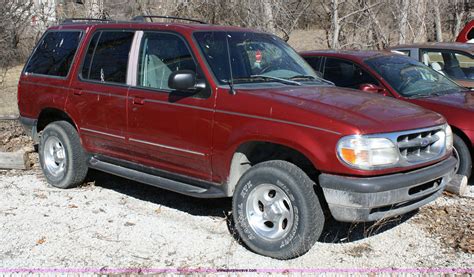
132, 15, 207, 24
61, 18, 112, 24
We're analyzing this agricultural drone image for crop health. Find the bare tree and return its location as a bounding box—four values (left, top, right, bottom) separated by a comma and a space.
318, 0, 381, 49
0, 0, 33, 84
432, 0, 443, 42
451, 0, 469, 39
397, 0, 410, 44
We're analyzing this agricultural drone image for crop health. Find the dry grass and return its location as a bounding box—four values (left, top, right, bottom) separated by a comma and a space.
0, 65, 23, 118
288, 28, 328, 51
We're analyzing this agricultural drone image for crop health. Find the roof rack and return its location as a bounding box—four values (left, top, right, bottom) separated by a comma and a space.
61, 18, 112, 24
132, 15, 207, 24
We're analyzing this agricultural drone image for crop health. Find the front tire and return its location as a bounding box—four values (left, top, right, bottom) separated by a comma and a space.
39, 121, 88, 188
232, 160, 324, 259
453, 134, 472, 179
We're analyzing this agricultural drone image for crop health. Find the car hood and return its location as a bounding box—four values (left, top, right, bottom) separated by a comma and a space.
245, 85, 446, 135
409, 90, 474, 131
413, 91, 474, 111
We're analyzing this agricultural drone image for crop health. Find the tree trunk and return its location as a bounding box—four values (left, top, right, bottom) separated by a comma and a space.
433, 0, 443, 42
262, 0, 275, 33
445, 174, 468, 196
330, 0, 340, 49
453, 0, 466, 38
398, 0, 409, 44
413, 0, 427, 43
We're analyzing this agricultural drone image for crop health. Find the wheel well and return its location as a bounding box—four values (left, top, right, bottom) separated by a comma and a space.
451, 126, 472, 150
37, 108, 76, 133
227, 141, 320, 195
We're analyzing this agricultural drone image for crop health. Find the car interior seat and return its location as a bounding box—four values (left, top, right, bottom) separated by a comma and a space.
442, 53, 467, 79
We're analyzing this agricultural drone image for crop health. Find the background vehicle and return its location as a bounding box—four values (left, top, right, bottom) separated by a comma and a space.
18, 17, 455, 259
388, 43, 474, 89
456, 20, 474, 43
301, 50, 472, 178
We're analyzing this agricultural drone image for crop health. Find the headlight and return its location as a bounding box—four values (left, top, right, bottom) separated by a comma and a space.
445, 124, 453, 151
337, 136, 399, 170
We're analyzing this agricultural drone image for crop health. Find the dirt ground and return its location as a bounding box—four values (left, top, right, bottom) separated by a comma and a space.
0, 66, 22, 118
0, 120, 472, 272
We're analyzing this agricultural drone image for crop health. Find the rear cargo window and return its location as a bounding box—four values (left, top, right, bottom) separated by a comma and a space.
24, 31, 82, 77
81, 31, 134, 84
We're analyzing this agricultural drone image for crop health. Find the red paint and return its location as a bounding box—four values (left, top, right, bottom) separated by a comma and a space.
301, 50, 474, 151
255, 50, 262, 63
456, 20, 474, 43
18, 23, 449, 187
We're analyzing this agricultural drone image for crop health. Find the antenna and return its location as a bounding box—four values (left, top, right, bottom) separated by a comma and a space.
225, 33, 236, 95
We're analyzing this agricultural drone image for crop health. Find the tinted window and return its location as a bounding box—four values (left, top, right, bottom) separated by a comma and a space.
323, 58, 378, 88
25, 31, 82, 77
304, 56, 323, 75
81, 31, 134, 84
81, 32, 101, 80
137, 32, 196, 90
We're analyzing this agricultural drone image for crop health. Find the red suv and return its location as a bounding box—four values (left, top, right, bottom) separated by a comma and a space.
18, 17, 456, 259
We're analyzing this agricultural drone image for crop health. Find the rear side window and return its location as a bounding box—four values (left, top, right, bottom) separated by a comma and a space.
81, 31, 134, 84
25, 31, 82, 77
323, 58, 378, 88
304, 56, 323, 75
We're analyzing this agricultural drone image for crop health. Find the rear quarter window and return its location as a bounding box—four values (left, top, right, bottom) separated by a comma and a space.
24, 31, 83, 77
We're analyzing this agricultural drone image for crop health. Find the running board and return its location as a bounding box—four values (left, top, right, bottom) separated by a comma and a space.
88, 157, 226, 198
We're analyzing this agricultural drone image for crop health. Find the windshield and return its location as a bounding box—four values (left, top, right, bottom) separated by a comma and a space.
194, 31, 323, 85
366, 55, 463, 98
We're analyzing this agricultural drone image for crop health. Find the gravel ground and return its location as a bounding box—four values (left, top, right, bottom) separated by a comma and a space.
0, 119, 473, 272
0, 169, 472, 271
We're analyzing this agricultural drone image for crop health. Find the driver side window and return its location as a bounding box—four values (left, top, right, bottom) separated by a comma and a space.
137, 32, 196, 90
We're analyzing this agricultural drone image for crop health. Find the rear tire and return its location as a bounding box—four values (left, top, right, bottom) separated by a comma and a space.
232, 160, 324, 259
453, 134, 472, 179
39, 121, 88, 188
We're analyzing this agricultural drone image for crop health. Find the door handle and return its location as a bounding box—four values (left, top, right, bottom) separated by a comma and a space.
73, 89, 83, 96
132, 96, 145, 105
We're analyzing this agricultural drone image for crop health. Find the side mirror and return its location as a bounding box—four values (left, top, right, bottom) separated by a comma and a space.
168, 70, 205, 91
359, 83, 383, 93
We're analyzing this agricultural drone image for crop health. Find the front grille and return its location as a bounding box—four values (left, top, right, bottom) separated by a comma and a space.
397, 127, 445, 163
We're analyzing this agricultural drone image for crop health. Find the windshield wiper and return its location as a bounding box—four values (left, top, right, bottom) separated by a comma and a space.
289, 74, 335, 86
250, 75, 302, 86
288, 74, 316, 80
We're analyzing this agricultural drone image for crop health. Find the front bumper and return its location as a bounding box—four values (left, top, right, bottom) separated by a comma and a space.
319, 156, 457, 222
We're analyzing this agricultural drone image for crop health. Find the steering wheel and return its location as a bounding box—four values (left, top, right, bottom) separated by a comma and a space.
259, 58, 284, 75
398, 78, 413, 92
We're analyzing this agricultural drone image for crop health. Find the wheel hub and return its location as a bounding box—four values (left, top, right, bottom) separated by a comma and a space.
43, 136, 66, 177
246, 183, 294, 240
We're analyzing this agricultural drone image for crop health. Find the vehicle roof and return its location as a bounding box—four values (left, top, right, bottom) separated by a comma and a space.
388, 42, 474, 54
299, 49, 395, 62
48, 21, 260, 33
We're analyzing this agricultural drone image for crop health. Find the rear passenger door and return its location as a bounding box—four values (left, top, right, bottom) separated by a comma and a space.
127, 31, 215, 181
68, 30, 135, 159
